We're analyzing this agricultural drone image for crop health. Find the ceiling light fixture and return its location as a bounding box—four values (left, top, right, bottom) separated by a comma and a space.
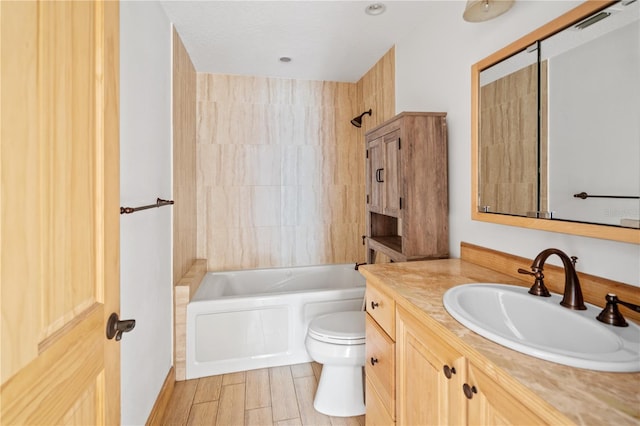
279, 56, 292, 63
365, 3, 386, 16
463, 0, 514, 22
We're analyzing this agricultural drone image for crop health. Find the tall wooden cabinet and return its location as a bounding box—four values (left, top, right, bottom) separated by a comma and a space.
365, 112, 448, 263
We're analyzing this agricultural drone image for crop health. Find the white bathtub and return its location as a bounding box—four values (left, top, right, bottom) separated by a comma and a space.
186, 263, 365, 379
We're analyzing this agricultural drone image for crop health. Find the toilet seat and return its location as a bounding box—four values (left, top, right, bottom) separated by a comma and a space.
307, 311, 365, 345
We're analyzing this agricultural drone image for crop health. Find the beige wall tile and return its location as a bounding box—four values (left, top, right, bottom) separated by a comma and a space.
195, 62, 399, 270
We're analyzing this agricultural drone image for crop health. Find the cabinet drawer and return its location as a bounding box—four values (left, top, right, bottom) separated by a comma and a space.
366, 378, 395, 426
366, 284, 395, 338
365, 314, 395, 420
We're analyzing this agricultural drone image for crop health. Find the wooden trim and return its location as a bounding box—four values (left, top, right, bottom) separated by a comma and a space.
101, 1, 121, 423
460, 242, 640, 323
476, 1, 615, 71
470, 0, 640, 244
174, 259, 207, 381
172, 25, 198, 285
146, 367, 175, 426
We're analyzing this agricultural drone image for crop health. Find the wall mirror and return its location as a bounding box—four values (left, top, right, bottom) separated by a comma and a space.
471, 0, 640, 244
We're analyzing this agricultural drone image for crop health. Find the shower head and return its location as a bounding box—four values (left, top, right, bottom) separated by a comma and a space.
350, 109, 372, 128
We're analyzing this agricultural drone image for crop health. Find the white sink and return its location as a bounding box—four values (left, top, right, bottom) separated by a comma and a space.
443, 284, 640, 372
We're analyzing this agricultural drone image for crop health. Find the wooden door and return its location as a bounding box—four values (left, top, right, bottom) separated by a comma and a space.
396, 307, 467, 426
365, 315, 395, 420
1, 1, 120, 424
466, 361, 546, 426
382, 130, 400, 217
367, 136, 384, 214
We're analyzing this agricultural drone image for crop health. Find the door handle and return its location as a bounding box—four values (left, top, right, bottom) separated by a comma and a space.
106, 312, 136, 341
375, 168, 384, 183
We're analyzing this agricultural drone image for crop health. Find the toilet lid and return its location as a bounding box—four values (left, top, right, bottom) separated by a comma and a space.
308, 311, 365, 345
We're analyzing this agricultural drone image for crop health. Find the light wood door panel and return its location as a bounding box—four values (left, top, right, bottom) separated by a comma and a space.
466, 361, 547, 426
365, 378, 395, 426
368, 136, 384, 214
382, 130, 400, 217
1, 1, 120, 424
396, 307, 467, 426
365, 315, 395, 420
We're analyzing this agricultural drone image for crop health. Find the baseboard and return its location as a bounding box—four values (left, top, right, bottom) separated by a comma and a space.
146, 366, 175, 425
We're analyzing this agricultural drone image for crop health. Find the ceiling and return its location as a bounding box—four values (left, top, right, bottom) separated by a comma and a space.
160, 1, 439, 83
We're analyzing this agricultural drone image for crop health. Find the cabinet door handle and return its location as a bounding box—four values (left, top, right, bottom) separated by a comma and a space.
463, 383, 478, 399
375, 168, 384, 183
371, 301, 379, 309
443, 365, 456, 379
370, 357, 379, 366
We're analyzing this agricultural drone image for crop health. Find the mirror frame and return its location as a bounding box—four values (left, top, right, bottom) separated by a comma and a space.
471, 0, 640, 244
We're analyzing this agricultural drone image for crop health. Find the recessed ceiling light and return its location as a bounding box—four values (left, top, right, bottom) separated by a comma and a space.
279, 56, 292, 63
365, 3, 386, 16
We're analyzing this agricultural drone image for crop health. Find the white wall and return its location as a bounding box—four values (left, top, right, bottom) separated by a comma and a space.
395, 0, 640, 286
120, 2, 173, 424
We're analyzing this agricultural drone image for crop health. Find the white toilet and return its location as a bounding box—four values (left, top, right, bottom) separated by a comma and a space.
304, 310, 366, 417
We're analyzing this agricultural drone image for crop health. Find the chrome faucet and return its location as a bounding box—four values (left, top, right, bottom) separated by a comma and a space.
518, 248, 586, 310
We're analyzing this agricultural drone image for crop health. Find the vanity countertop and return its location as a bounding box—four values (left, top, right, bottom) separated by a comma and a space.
359, 259, 640, 426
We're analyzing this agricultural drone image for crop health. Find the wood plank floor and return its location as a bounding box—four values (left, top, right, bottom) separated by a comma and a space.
161, 362, 366, 426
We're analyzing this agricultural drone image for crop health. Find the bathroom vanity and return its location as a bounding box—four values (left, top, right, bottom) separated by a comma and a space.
360, 243, 640, 425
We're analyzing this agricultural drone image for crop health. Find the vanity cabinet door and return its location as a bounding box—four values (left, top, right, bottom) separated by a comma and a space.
466, 361, 547, 426
381, 130, 401, 217
367, 136, 384, 214
365, 315, 395, 420
367, 130, 401, 217
396, 306, 467, 426
366, 378, 395, 426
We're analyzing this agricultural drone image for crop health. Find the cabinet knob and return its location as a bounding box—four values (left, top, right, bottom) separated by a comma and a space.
370, 357, 379, 366
443, 365, 456, 379
463, 383, 478, 399
371, 301, 379, 309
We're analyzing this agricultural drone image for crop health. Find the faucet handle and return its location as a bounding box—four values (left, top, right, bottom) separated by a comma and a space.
518, 268, 543, 279
570, 256, 578, 267
596, 294, 629, 327
597, 293, 640, 327
518, 268, 550, 297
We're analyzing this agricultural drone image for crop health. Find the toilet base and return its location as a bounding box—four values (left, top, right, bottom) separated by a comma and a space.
313, 365, 365, 417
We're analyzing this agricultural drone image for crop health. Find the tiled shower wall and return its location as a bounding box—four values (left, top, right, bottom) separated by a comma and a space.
194, 48, 395, 271
196, 76, 364, 270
